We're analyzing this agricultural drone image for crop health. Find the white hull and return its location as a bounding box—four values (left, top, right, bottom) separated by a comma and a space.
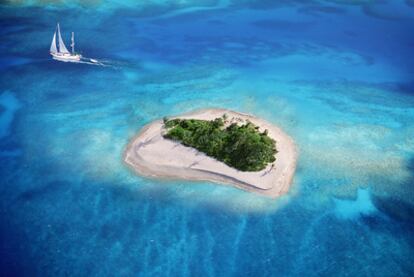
51, 52, 81, 62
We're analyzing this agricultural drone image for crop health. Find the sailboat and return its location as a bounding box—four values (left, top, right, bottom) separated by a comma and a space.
50, 23, 81, 62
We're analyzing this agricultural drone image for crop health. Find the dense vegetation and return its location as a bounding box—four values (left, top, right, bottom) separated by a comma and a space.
163, 115, 277, 171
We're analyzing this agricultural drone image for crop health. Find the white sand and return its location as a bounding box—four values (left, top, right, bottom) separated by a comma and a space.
124, 109, 297, 198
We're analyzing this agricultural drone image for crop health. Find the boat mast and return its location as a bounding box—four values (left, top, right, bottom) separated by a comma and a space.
71, 32, 75, 54
57, 23, 61, 52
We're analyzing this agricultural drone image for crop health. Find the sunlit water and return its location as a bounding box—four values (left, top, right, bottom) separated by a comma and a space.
1, 1, 414, 276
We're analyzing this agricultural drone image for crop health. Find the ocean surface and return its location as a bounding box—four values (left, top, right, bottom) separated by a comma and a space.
1, 0, 414, 276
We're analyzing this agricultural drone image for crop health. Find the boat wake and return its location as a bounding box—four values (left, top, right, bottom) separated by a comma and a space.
83, 57, 130, 68
80, 57, 110, 66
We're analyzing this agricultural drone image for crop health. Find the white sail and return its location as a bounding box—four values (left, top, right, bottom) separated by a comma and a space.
50, 31, 57, 53
57, 23, 70, 54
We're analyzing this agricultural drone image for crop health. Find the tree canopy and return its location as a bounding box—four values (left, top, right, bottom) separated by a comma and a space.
163, 116, 277, 171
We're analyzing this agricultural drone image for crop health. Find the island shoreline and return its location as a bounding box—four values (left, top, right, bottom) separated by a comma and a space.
123, 108, 298, 198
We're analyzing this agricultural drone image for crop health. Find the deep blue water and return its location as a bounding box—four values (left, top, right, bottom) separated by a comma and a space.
1, 1, 414, 276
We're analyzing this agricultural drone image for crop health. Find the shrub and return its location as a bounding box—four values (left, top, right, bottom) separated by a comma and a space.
163, 116, 277, 172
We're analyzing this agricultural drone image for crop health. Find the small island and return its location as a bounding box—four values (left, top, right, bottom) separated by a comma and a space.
124, 109, 297, 198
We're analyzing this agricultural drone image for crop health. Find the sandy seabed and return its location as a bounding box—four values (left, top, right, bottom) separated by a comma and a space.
124, 109, 298, 198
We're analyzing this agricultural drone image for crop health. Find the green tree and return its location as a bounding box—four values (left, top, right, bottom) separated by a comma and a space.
163, 116, 277, 172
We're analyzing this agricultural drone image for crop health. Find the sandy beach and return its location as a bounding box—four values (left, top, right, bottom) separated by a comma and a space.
124, 109, 298, 198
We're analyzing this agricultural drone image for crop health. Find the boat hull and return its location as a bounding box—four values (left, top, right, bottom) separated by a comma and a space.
51, 52, 81, 62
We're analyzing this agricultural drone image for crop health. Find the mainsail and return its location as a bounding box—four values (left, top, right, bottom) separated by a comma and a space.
50, 31, 57, 53
57, 23, 70, 54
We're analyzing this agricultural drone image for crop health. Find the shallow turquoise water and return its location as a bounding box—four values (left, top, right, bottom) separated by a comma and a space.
1, 1, 414, 276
